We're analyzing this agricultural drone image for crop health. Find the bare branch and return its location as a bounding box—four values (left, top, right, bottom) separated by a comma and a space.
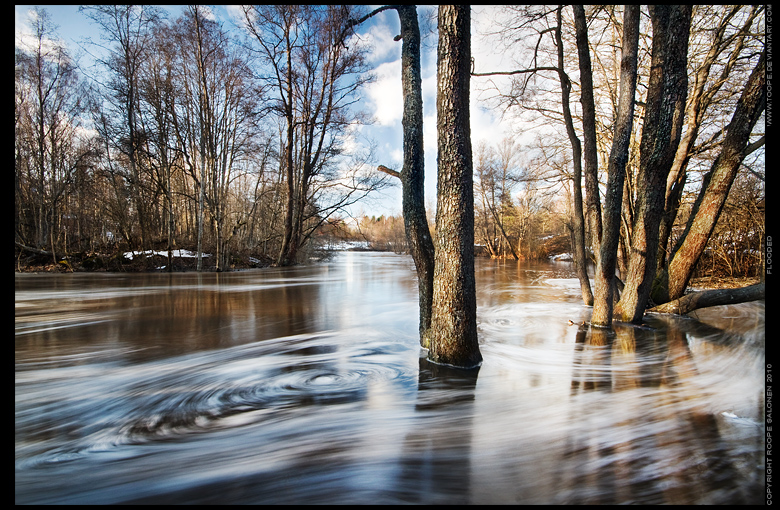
377, 164, 401, 179
471, 66, 560, 78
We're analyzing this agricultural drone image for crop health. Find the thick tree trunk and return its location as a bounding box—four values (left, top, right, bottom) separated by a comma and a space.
656, 51, 766, 303
397, 6, 436, 348
649, 283, 764, 315
428, 5, 482, 369
616, 5, 691, 323
591, 5, 640, 328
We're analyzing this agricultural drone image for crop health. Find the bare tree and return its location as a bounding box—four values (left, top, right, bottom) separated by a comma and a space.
615, 5, 692, 323
591, 5, 640, 328
138, 21, 178, 270
242, 5, 376, 266
428, 5, 482, 369
659, 50, 766, 303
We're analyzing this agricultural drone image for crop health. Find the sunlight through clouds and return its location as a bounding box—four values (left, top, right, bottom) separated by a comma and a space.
366, 60, 403, 127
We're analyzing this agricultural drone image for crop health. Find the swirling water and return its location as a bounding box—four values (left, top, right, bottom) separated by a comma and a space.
15, 252, 765, 504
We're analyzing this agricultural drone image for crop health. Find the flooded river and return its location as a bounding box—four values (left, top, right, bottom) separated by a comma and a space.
15, 251, 765, 504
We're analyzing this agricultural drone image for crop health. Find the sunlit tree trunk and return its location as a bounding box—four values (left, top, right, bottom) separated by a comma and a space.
591, 5, 640, 328
659, 51, 766, 303
554, 6, 592, 306
615, 5, 691, 323
428, 5, 482, 369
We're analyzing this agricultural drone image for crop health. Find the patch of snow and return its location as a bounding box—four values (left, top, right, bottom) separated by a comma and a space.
123, 249, 211, 260
549, 252, 573, 262
327, 240, 370, 251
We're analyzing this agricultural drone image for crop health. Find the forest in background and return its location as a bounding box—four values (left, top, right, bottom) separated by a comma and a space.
15, 5, 764, 282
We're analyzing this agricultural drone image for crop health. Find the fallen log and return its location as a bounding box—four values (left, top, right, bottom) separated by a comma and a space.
648, 282, 765, 315
15, 241, 54, 257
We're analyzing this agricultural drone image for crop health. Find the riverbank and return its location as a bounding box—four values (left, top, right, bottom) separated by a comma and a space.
15, 248, 762, 293
14, 248, 272, 273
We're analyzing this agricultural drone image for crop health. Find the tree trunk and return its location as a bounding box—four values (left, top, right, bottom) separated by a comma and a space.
649, 283, 764, 315
572, 5, 602, 256
655, 6, 761, 273
591, 5, 640, 328
428, 5, 482, 369
615, 5, 691, 323
396, 6, 436, 348
277, 23, 297, 267
657, 50, 766, 303
555, 6, 592, 306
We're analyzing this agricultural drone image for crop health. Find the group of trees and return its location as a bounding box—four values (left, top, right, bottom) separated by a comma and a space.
15, 5, 386, 271
16, 5, 765, 367
471, 5, 765, 327
473, 138, 570, 260
348, 4, 765, 366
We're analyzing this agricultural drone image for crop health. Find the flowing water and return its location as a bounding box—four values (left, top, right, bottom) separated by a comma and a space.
15, 251, 765, 504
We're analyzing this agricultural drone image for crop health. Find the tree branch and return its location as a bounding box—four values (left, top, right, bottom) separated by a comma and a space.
471, 66, 560, 78
377, 164, 401, 179
337, 5, 401, 47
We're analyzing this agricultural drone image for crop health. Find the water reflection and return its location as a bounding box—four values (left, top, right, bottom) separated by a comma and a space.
393, 360, 480, 503
15, 253, 764, 504
563, 318, 763, 504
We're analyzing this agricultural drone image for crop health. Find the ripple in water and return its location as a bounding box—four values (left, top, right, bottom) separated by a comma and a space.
15, 255, 765, 504
16, 330, 419, 474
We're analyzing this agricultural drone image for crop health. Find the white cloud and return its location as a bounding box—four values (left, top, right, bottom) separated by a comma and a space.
365, 59, 403, 127
361, 17, 401, 66
15, 6, 72, 64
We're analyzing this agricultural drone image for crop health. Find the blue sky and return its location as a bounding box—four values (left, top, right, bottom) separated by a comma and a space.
15, 5, 520, 218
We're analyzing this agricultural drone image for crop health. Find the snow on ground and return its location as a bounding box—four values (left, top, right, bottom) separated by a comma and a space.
122, 249, 211, 260
325, 240, 371, 251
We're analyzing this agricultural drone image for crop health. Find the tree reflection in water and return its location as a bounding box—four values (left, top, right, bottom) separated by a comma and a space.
563, 318, 762, 504
15, 254, 763, 504
393, 359, 480, 503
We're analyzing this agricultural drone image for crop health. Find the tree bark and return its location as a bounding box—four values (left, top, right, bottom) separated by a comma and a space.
648, 283, 764, 315
555, 6, 592, 306
657, 50, 766, 303
572, 5, 602, 256
591, 5, 640, 328
396, 6, 436, 348
428, 5, 482, 369
616, 5, 691, 323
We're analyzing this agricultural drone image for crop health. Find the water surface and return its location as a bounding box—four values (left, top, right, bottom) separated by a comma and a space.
15, 252, 765, 504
